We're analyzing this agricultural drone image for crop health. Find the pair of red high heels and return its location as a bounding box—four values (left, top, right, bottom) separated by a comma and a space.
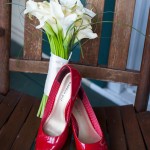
36, 65, 108, 150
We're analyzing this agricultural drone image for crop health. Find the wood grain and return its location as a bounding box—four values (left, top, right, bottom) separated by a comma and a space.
0, 0, 11, 94
9, 58, 49, 73
0, 90, 22, 129
120, 105, 145, 149
94, 107, 109, 147
0, 91, 150, 149
94, 107, 107, 138
80, 0, 104, 65
0, 94, 33, 150
0, 94, 4, 103
23, 0, 42, 60
137, 112, 150, 149
135, 11, 150, 112
9, 58, 140, 85
11, 99, 40, 150
105, 106, 127, 150
108, 0, 135, 70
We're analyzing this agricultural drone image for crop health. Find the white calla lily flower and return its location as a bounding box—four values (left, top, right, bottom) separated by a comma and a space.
50, 1, 64, 19
84, 8, 96, 18
76, 0, 84, 8
60, 0, 77, 8
24, 0, 98, 57
61, 14, 77, 36
77, 28, 98, 40
24, 0, 53, 28
24, 0, 37, 14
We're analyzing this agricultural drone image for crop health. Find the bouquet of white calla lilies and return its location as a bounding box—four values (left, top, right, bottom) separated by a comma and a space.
24, 0, 98, 118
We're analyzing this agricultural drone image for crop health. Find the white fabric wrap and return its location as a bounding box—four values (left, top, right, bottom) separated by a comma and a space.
44, 53, 69, 96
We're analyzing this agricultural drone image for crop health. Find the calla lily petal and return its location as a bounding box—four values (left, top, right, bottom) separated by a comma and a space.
50, 1, 64, 19
61, 14, 77, 36
76, 28, 98, 41
24, 0, 38, 14
76, 0, 84, 8
84, 8, 96, 17
60, 0, 76, 8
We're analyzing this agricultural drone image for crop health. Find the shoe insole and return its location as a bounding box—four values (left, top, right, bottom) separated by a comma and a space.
72, 99, 101, 143
44, 73, 71, 136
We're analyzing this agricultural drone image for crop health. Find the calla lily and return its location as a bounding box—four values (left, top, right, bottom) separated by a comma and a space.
84, 8, 96, 18
24, 0, 55, 29
50, 1, 64, 19
24, 0, 98, 57
76, 0, 84, 8
60, 0, 77, 8
76, 28, 98, 41
61, 14, 77, 36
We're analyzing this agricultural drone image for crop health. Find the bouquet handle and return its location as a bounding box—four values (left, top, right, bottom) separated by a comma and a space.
37, 53, 69, 118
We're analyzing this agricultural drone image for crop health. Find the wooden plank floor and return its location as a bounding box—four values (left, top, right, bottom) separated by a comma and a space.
0, 90, 150, 150
0, 90, 73, 150
0, 90, 40, 150
94, 106, 149, 150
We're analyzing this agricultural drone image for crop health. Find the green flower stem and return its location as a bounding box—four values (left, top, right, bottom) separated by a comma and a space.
44, 22, 70, 59
37, 94, 48, 118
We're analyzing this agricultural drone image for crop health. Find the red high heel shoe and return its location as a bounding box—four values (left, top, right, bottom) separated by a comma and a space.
71, 87, 108, 150
36, 65, 81, 150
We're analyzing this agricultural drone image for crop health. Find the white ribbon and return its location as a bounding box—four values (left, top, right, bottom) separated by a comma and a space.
44, 53, 69, 96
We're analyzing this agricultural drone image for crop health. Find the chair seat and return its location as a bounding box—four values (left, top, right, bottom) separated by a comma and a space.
94, 106, 150, 150
0, 90, 40, 150
0, 90, 150, 150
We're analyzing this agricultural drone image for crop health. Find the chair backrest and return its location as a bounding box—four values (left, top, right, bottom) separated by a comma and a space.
0, 0, 150, 112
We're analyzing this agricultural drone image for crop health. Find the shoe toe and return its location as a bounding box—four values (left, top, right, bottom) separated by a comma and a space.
36, 134, 61, 150
35, 125, 68, 150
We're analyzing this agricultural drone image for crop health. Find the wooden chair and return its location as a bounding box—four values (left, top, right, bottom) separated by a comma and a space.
0, 0, 150, 149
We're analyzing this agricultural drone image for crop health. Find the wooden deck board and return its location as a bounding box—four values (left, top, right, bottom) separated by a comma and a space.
0, 94, 4, 103
94, 107, 108, 141
105, 106, 127, 150
0, 90, 149, 150
11, 99, 40, 150
137, 112, 150, 149
0, 90, 22, 129
0, 94, 33, 150
120, 105, 145, 149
